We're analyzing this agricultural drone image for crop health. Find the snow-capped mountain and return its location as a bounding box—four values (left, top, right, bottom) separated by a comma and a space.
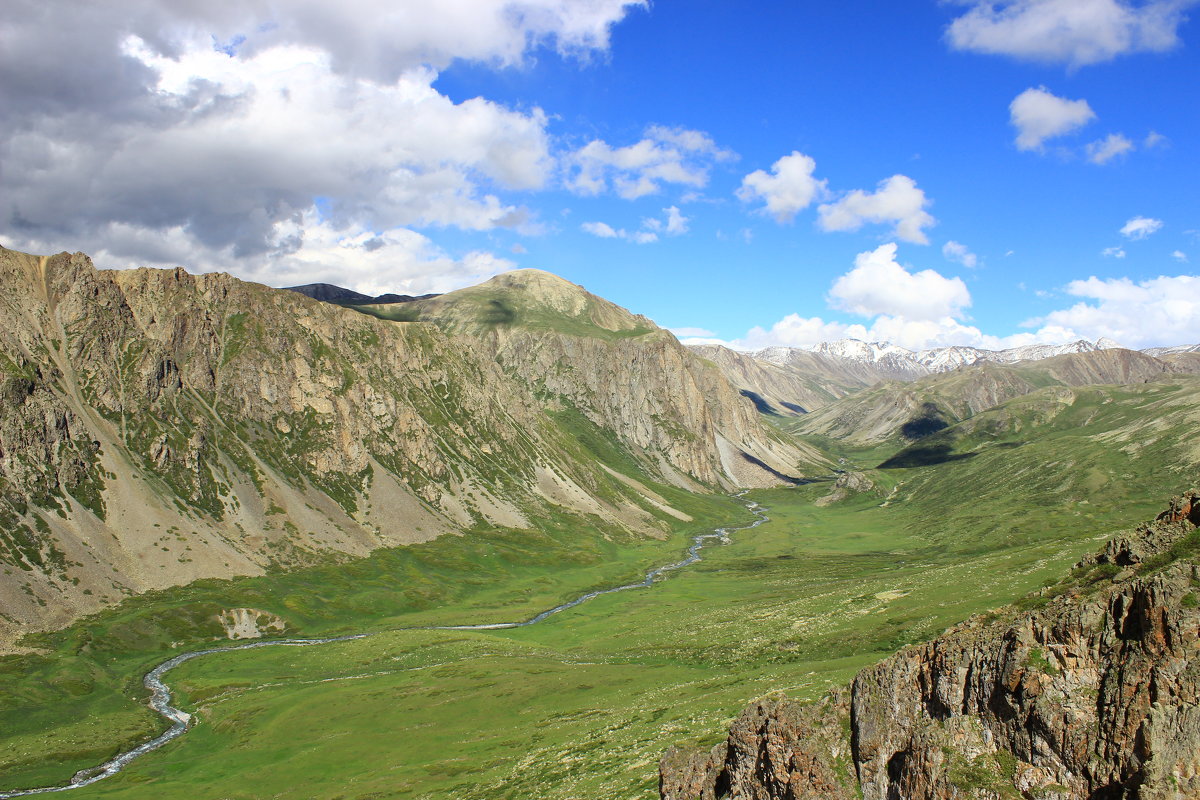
915, 337, 1123, 372
752, 337, 1129, 376
1143, 343, 1200, 356
753, 341, 928, 381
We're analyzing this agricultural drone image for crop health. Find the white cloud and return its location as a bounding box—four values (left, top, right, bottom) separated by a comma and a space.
579, 207, 685, 244
1025, 274, 1200, 348
16, 212, 516, 297
736, 151, 827, 222
943, 240, 979, 268
581, 221, 621, 238
1086, 133, 1135, 164
1009, 87, 1096, 151
1173, 250, 1189, 262
1120, 216, 1164, 239
1144, 131, 1168, 148
817, 175, 936, 245
565, 126, 735, 200
706, 249, 1200, 353
946, 0, 1195, 67
0, 0, 646, 289
1102, 246, 1127, 258
2, 31, 557, 273
669, 326, 716, 338
828, 243, 971, 320
664, 206, 689, 235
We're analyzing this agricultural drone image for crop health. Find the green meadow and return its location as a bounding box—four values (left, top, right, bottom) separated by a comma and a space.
4, 380, 1198, 799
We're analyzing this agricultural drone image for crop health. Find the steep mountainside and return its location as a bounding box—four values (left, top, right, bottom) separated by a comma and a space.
791, 348, 1187, 446
687, 344, 868, 416
351, 270, 825, 486
662, 490, 1200, 800
0, 247, 813, 643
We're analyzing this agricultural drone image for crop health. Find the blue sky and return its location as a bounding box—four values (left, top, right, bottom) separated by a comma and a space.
3, 1, 1198, 350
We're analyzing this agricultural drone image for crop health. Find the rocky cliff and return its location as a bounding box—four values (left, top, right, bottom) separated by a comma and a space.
662, 490, 1200, 800
0, 247, 813, 643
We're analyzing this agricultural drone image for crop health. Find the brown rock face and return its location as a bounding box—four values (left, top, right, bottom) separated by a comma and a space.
662, 491, 1200, 800
660, 695, 856, 800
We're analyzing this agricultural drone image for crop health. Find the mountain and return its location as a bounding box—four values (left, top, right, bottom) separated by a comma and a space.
760, 340, 929, 381
284, 283, 438, 305
661, 489, 1200, 800
0, 247, 815, 642
1143, 343, 1200, 356
687, 344, 878, 417
790, 348, 1188, 446
915, 337, 1123, 372
691, 338, 1146, 419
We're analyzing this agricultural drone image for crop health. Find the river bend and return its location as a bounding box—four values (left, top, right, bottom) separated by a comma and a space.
0, 499, 768, 798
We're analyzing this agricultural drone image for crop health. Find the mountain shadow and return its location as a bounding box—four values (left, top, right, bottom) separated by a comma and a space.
741, 452, 809, 484
899, 402, 951, 440
877, 444, 976, 469
739, 389, 779, 415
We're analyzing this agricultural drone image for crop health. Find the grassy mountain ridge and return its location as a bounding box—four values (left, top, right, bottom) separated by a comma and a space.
788, 347, 1193, 446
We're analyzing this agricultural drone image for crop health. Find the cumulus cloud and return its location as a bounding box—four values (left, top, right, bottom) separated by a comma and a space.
817, 176, 936, 245
9, 211, 516, 296
565, 126, 735, 200
581, 221, 621, 238
1025, 274, 1200, 348
946, 0, 1196, 67
1086, 133, 1135, 164
1102, 246, 1128, 258
1009, 87, 1096, 151
579, 206, 687, 244
669, 326, 716, 339
727, 312, 1040, 353
943, 240, 979, 268
0, 0, 642, 288
828, 243, 971, 321
1173, 250, 1189, 262
1121, 216, 1164, 239
736, 151, 827, 222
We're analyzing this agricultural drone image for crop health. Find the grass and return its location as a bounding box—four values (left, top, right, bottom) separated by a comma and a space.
0, 472, 1153, 799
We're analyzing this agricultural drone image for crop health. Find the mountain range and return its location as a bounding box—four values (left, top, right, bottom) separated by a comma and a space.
3, 246, 1199, 800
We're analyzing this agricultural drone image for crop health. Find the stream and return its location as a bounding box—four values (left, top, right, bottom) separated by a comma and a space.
0, 499, 769, 798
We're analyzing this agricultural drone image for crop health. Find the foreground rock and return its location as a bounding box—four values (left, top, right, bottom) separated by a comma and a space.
662, 490, 1200, 799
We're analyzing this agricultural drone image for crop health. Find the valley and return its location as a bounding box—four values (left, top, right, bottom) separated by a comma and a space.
1, 247, 1198, 799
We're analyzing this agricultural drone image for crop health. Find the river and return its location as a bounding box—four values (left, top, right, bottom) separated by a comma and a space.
0, 499, 768, 798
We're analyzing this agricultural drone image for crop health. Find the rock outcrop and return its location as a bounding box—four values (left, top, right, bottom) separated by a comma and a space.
662, 490, 1200, 800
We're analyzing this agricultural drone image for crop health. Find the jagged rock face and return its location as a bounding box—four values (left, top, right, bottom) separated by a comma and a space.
660, 695, 856, 800
0, 248, 809, 641
853, 554, 1200, 798
662, 492, 1200, 800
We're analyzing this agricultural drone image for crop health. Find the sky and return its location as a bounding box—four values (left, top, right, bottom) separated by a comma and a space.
2, 0, 1198, 352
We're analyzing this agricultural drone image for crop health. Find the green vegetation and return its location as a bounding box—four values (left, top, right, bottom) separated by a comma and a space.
0, 460, 1156, 799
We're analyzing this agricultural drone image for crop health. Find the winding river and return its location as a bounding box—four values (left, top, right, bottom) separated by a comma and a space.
0, 499, 769, 798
